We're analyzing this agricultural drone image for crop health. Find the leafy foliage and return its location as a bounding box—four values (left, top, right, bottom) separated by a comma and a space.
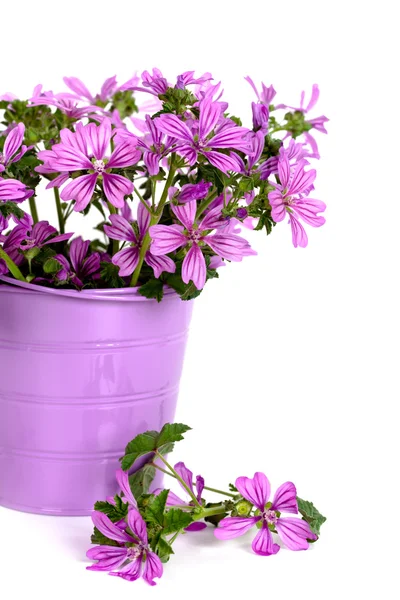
297, 497, 327, 536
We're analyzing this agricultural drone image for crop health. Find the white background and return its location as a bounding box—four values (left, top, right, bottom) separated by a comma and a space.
1, 0, 399, 598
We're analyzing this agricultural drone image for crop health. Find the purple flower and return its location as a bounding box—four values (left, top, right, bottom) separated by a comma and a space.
134, 115, 174, 176
37, 120, 140, 211
232, 131, 278, 180
0, 176, 33, 203
63, 75, 119, 105
155, 462, 207, 532
268, 152, 326, 248
20, 220, 72, 250
176, 71, 213, 90
86, 510, 163, 586
245, 76, 276, 106
154, 98, 251, 173
0, 223, 28, 275
214, 472, 317, 555
0, 123, 29, 172
115, 468, 138, 510
104, 205, 176, 278
54, 237, 100, 287
245, 76, 276, 132
169, 181, 212, 204
29, 85, 101, 120
150, 200, 256, 290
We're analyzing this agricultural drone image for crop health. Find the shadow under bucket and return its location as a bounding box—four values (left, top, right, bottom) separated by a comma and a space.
0, 276, 193, 515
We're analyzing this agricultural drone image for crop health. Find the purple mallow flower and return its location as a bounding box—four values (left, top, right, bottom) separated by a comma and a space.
150, 200, 256, 290
37, 120, 140, 211
245, 76, 276, 133
54, 237, 100, 287
214, 472, 317, 555
131, 114, 174, 176
0, 176, 33, 203
104, 204, 176, 278
155, 461, 207, 532
169, 181, 212, 204
0, 123, 29, 173
268, 152, 326, 248
0, 221, 28, 275
154, 98, 250, 173
86, 510, 163, 586
29, 85, 101, 120
20, 220, 72, 250
63, 75, 119, 105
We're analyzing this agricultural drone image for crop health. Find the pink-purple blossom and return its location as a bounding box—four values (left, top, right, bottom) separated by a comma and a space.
37, 120, 141, 211
0, 123, 29, 173
54, 237, 100, 287
268, 152, 326, 248
150, 200, 256, 289
214, 472, 317, 555
0, 177, 33, 203
104, 205, 176, 278
86, 510, 163, 585
154, 98, 251, 173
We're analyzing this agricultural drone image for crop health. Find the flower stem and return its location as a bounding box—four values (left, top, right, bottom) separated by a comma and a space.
28, 197, 39, 224
133, 187, 153, 215
129, 154, 176, 287
151, 463, 236, 498
107, 203, 119, 254
154, 451, 202, 508
196, 190, 218, 219
0, 246, 26, 282
53, 188, 64, 234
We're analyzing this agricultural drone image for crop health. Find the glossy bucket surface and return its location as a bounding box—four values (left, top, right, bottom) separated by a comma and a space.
0, 278, 193, 515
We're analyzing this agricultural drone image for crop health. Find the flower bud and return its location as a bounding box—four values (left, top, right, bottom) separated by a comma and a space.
235, 499, 253, 517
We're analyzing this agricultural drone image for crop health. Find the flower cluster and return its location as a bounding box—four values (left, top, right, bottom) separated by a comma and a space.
86, 423, 326, 586
0, 70, 328, 298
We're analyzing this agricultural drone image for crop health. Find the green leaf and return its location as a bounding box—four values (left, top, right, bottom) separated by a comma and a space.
157, 423, 192, 449
154, 536, 174, 563
91, 527, 120, 547
228, 483, 238, 493
94, 496, 129, 522
0, 201, 26, 220
297, 497, 327, 536
163, 508, 193, 534
138, 278, 164, 302
129, 464, 156, 500
121, 430, 159, 471
100, 261, 125, 288
145, 489, 169, 526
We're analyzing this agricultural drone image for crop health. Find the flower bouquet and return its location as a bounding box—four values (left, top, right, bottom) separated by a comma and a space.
0, 69, 328, 515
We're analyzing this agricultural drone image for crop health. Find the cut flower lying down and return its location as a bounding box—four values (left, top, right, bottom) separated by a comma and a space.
0, 70, 327, 299
86, 424, 326, 586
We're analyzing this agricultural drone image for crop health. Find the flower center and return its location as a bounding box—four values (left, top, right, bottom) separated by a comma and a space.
188, 229, 202, 243
126, 545, 142, 560
263, 509, 278, 524
93, 159, 106, 173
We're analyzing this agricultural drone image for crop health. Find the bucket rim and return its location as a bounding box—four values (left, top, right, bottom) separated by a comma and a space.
0, 275, 179, 302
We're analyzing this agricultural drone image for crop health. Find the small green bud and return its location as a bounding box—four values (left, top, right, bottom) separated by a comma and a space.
235, 499, 253, 517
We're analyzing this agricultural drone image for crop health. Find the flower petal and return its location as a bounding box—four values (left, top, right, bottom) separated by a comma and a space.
174, 461, 195, 497
289, 213, 308, 248
182, 244, 206, 290
288, 162, 316, 196
205, 233, 256, 262
202, 150, 239, 173
149, 224, 186, 255
69, 237, 90, 273
276, 517, 317, 551
91, 511, 132, 543
86, 546, 128, 571
107, 142, 141, 169
127, 509, 148, 545
199, 98, 221, 140
235, 472, 271, 511
104, 214, 136, 243
196, 475, 205, 501
3, 123, 24, 163
145, 251, 176, 278
214, 516, 260, 540
63, 76, 93, 102
112, 247, 139, 277
115, 469, 138, 509
171, 199, 196, 230
271, 482, 298, 514
60, 174, 97, 212
252, 525, 280, 556
110, 556, 142, 581
137, 201, 151, 237
143, 550, 163, 586
86, 120, 111, 160
102, 173, 133, 209
154, 114, 193, 143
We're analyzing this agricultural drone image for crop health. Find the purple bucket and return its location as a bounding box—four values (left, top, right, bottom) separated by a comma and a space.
0, 276, 193, 515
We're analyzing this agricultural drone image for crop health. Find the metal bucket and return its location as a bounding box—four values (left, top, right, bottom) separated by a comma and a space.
0, 277, 193, 515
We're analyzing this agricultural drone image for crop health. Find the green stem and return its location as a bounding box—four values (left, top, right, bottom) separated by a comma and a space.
129, 154, 177, 287
107, 203, 119, 254
53, 188, 64, 234
0, 246, 26, 282
29, 197, 39, 224
168, 531, 181, 544
151, 463, 236, 498
193, 505, 227, 521
195, 190, 218, 219
155, 451, 201, 508
133, 187, 153, 214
